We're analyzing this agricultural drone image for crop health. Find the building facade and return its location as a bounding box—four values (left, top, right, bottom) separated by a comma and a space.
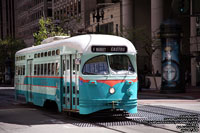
52, 0, 96, 35
88, 0, 199, 88
88, 2, 121, 35
13, 0, 200, 87
15, 0, 52, 46
0, 0, 15, 39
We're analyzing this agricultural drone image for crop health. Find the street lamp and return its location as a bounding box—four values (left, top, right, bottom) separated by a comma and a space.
93, 7, 104, 33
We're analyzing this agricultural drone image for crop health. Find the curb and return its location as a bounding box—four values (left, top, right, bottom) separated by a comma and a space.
0, 87, 14, 89
138, 93, 195, 100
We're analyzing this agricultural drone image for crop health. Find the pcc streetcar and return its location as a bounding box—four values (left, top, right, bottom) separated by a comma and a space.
15, 34, 138, 114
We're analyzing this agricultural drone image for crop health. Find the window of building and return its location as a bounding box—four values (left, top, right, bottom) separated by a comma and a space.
78, 0, 81, 13
97, 0, 105, 4
47, 9, 52, 17
99, 22, 114, 34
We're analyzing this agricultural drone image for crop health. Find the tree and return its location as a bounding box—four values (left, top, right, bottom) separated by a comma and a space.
0, 38, 26, 84
33, 17, 68, 45
122, 26, 161, 90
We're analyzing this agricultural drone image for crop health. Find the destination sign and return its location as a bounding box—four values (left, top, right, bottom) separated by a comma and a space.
91, 46, 127, 53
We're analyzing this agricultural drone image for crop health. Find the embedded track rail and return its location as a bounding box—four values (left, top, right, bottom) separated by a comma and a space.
64, 105, 200, 133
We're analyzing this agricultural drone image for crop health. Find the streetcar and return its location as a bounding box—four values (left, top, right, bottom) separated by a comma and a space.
15, 34, 138, 114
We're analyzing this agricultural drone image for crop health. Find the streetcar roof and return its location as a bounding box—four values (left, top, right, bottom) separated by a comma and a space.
16, 34, 137, 55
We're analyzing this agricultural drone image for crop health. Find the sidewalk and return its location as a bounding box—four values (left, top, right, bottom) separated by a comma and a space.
0, 87, 14, 89
138, 86, 200, 100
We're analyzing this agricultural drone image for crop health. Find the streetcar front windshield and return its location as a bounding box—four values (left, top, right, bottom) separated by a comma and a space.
82, 55, 109, 75
82, 55, 135, 75
109, 55, 135, 75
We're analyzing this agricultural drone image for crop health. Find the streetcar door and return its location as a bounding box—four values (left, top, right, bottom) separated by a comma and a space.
62, 55, 70, 110
27, 59, 33, 102
62, 54, 79, 112
71, 54, 79, 111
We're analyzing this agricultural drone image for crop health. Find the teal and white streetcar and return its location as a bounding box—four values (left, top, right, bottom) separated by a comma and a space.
15, 34, 138, 114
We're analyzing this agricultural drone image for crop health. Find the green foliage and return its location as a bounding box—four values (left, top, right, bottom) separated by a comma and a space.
33, 17, 68, 45
122, 26, 160, 57
0, 38, 26, 74
122, 26, 161, 90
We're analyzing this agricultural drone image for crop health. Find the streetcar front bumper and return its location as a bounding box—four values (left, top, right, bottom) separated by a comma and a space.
79, 99, 137, 114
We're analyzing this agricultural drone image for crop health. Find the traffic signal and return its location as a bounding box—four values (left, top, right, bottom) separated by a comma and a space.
179, 0, 185, 13
172, 0, 189, 15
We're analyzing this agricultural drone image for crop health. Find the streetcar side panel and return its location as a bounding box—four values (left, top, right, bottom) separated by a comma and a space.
15, 49, 63, 112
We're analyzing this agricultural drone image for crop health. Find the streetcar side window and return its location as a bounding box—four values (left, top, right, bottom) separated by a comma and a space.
45, 52, 47, 57
15, 66, 18, 76
48, 51, 51, 56
56, 62, 59, 75
44, 64, 47, 75
23, 65, 25, 75
52, 63, 55, 75
63, 60, 66, 75
67, 60, 69, 70
73, 59, 75, 70
18, 66, 20, 75
37, 64, 40, 75
48, 63, 51, 75
41, 64, 44, 75
52, 50, 55, 56
19, 66, 22, 75
56, 49, 60, 55
34, 65, 37, 75
77, 64, 79, 71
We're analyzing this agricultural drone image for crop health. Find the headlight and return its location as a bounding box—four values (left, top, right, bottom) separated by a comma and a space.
109, 87, 115, 94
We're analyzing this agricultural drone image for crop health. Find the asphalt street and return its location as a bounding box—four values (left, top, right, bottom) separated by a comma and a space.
0, 88, 199, 133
